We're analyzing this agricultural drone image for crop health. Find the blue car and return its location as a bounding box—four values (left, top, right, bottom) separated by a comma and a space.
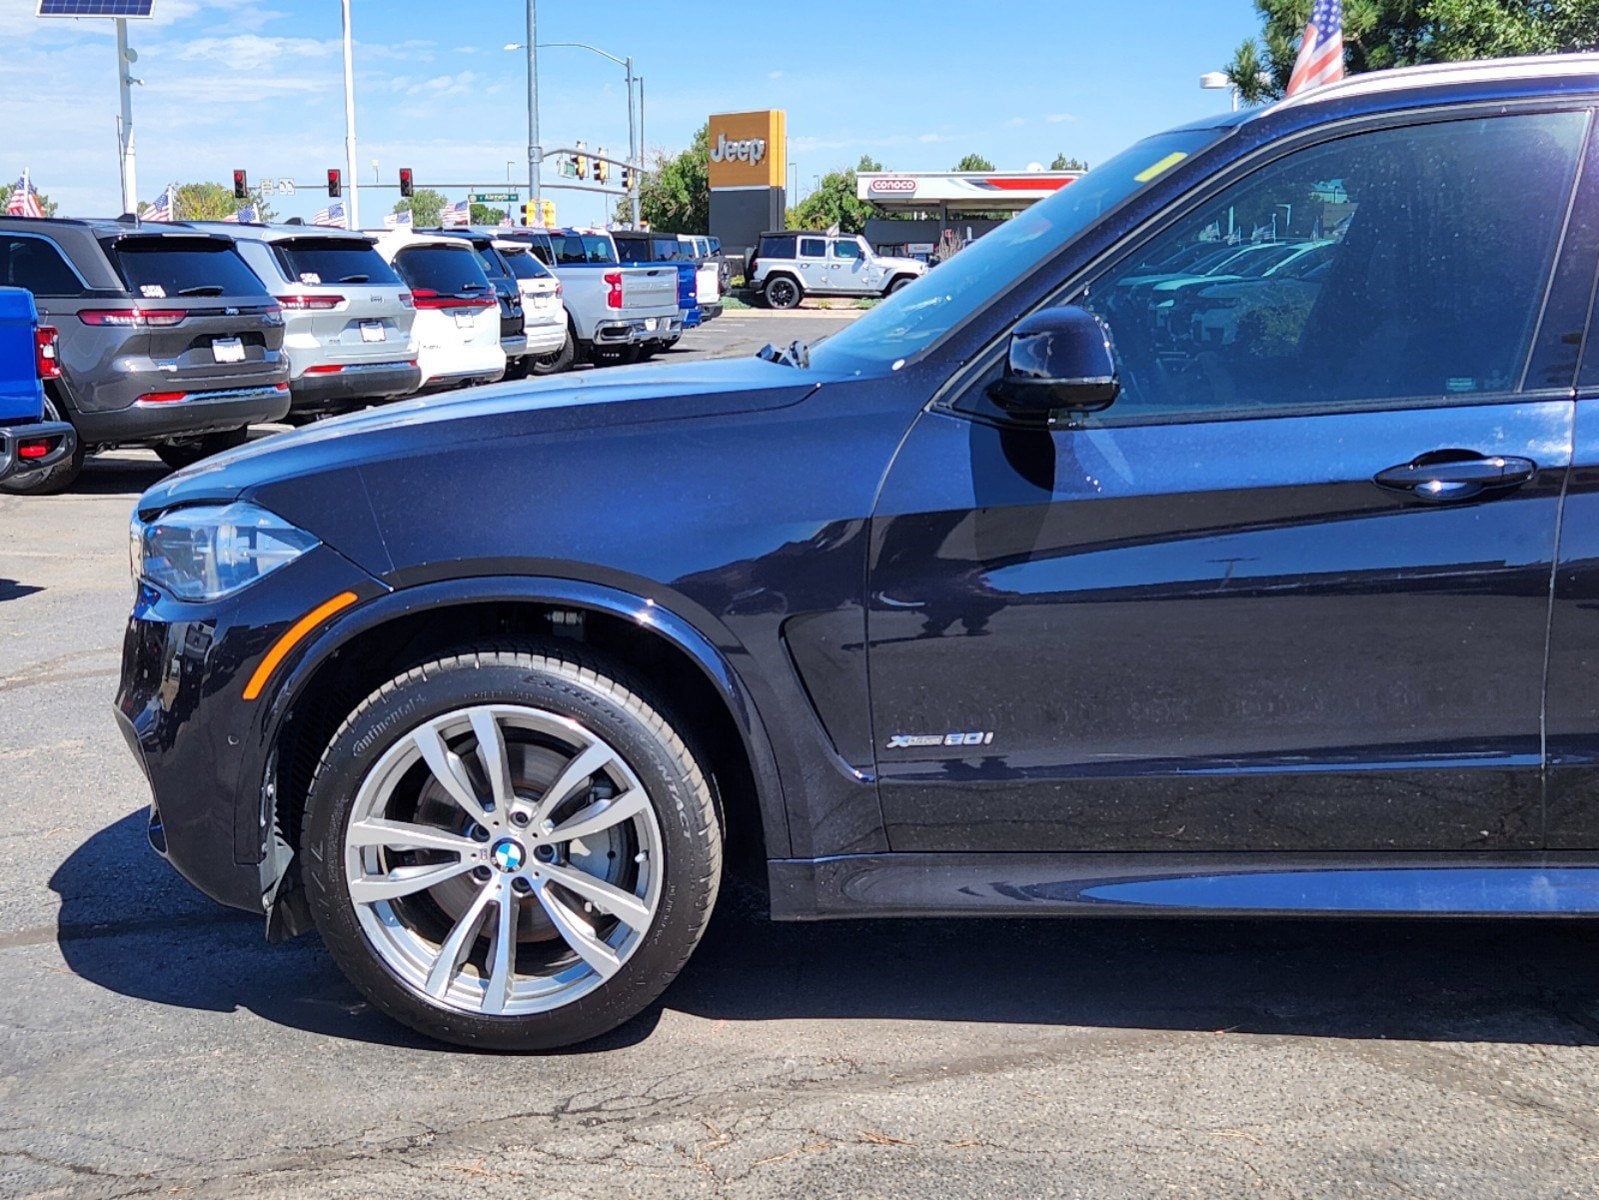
0, 287, 75, 483
118, 54, 1599, 1050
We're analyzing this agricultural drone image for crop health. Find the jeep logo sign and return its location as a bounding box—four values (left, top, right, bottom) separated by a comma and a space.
710, 134, 767, 165
869, 178, 918, 196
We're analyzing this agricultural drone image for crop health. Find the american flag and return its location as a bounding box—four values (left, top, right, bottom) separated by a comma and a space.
313, 200, 347, 228
441, 199, 470, 228
6, 171, 44, 219
222, 202, 259, 224
140, 185, 176, 223
1286, 0, 1344, 97
384, 209, 414, 230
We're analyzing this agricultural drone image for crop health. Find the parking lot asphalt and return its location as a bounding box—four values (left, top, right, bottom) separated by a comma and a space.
4, 311, 1599, 1199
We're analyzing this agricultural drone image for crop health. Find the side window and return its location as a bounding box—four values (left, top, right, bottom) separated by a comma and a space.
1075, 111, 1589, 422
832, 239, 862, 260
0, 235, 82, 296
798, 238, 826, 258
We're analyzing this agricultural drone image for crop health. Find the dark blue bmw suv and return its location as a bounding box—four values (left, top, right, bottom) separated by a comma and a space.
118, 55, 1599, 1049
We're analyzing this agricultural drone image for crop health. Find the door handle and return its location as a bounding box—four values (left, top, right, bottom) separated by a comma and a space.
1373, 454, 1536, 501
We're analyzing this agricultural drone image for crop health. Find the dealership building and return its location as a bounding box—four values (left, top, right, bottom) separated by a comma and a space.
855, 169, 1084, 255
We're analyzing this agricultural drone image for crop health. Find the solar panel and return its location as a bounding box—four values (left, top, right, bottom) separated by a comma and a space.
37, 0, 156, 16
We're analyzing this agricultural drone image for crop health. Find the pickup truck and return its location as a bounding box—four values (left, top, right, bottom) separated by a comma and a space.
611, 230, 703, 334
0, 287, 77, 485
503, 228, 681, 365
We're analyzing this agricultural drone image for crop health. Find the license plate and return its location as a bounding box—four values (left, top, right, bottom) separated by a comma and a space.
360, 320, 385, 343
212, 337, 245, 364
454, 313, 475, 329
533, 295, 552, 309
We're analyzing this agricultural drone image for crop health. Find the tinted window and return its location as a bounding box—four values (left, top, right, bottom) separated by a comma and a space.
811, 128, 1222, 371
470, 245, 514, 283
500, 249, 551, 281
392, 244, 492, 296
758, 235, 795, 259
108, 238, 271, 298
832, 240, 862, 260
653, 238, 683, 260
1079, 112, 1587, 422
0, 235, 81, 296
272, 238, 400, 287
799, 238, 826, 258
551, 234, 617, 265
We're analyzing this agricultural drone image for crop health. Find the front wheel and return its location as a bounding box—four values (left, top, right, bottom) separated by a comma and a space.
887, 275, 915, 295
528, 331, 576, 376
303, 647, 722, 1051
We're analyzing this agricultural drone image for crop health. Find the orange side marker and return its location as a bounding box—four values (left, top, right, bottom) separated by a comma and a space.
242, 591, 359, 701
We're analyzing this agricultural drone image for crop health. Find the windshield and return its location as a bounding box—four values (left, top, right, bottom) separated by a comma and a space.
809, 128, 1225, 371
108, 238, 271, 299
392, 244, 492, 297
551, 233, 618, 265
273, 238, 400, 287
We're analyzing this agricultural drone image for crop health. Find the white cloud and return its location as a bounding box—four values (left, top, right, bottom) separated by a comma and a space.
918, 132, 957, 143
767, 69, 784, 80
1005, 116, 1027, 127
1046, 112, 1077, 124
176, 34, 339, 71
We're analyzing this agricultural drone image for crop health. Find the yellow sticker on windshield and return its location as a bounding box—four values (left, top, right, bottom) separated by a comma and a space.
1134, 152, 1188, 183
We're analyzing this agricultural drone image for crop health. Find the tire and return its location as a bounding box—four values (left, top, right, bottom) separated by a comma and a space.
764, 276, 802, 310
529, 331, 576, 376
887, 275, 914, 295
303, 646, 722, 1051
155, 428, 248, 472
0, 395, 84, 495
503, 357, 531, 382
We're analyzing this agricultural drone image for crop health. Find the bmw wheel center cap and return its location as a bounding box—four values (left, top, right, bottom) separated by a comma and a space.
490, 838, 527, 874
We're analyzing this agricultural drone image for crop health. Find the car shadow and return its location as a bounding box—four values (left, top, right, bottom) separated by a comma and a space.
0, 577, 43, 603
71, 455, 171, 496
55, 812, 1599, 1052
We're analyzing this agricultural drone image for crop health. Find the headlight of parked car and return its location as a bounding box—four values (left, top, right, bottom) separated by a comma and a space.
132, 502, 319, 601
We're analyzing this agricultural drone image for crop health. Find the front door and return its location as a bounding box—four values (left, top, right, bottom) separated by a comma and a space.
796, 236, 829, 293
866, 108, 1591, 854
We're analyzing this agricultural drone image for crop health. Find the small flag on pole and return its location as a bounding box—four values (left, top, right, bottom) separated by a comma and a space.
441, 199, 470, 227
313, 200, 347, 228
1286, 0, 1344, 97
6, 170, 45, 218
140, 185, 176, 222
222, 202, 259, 224
384, 210, 414, 230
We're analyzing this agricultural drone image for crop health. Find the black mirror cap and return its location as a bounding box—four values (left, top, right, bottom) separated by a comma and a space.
988, 305, 1120, 418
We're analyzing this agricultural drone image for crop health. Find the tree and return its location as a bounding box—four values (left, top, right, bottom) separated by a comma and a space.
470, 203, 507, 226
394, 188, 447, 229
1049, 153, 1088, 171
0, 183, 59, 218
952, 153, 996, 172
612, 125, 711, 232
786, 154, 886, 234
1230, 0, 1599, 100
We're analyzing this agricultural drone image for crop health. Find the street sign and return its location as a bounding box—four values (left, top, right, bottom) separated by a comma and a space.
472, 192, 519, 203
277, 179, 296, 196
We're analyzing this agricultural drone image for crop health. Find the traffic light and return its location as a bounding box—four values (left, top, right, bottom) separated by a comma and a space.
232, 169, 248, 200
574, 141, 587, 181
520, 202, 535, 227
621, 166, 632, 191
399, 167, 414, 198
541, 198, 557, 226
327, 169, 342, 198
595, 150, 609, 186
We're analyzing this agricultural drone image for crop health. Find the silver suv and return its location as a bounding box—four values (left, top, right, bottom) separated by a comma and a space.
747, 231, 926, 309
195, 223, 420, 422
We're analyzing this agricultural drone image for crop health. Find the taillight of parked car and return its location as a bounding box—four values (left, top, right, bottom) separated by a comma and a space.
78, 309, 187, 327
398, 293, 415, 308
604, 272, 622, 310
276, 295, 345, 311
409, 288, 496, 311
35, 327, 60, 380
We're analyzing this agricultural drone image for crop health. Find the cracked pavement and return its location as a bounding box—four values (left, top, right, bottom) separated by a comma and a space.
4, 316, 1599, 1198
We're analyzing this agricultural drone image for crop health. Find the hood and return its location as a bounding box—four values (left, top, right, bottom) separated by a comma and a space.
137, 355, 836, 517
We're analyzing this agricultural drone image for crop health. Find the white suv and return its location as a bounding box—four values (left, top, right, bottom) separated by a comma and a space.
496, 240, 572, 375
372, 231, 504, 391
747, 231, 926, 309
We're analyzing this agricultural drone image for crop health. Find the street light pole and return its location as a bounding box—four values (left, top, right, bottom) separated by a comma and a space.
115, 19, 138, 215
341, 0, 360, 228
625, 55, 638, 226
526, 0, 541, 211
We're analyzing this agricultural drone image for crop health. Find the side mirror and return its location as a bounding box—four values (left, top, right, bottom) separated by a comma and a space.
987, 306, 1119, 419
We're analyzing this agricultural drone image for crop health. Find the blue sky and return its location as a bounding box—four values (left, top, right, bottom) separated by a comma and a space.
4, 1, 1261, 227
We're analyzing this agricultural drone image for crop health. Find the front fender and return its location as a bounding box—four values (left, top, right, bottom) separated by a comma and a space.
258, 574, 793, 857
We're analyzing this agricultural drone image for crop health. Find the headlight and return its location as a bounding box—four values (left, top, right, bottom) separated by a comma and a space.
132, 502, 319, 601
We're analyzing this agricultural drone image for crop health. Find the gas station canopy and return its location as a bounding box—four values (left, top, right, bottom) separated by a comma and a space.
856, 170, 1084, 214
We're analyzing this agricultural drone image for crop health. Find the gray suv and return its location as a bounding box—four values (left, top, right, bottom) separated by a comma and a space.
189, 223, 420, 422
0, 217, 289, 492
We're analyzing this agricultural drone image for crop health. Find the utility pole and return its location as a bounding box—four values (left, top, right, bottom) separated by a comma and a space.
626, 55, 638, 226
341, 0, 360, 228
115, 20, 138, 215
526, 0, 541, 210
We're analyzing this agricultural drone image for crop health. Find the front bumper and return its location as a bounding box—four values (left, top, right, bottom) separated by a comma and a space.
0, 420, 75, 481
288, 361, 422, 415
115, 545, 388, 917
